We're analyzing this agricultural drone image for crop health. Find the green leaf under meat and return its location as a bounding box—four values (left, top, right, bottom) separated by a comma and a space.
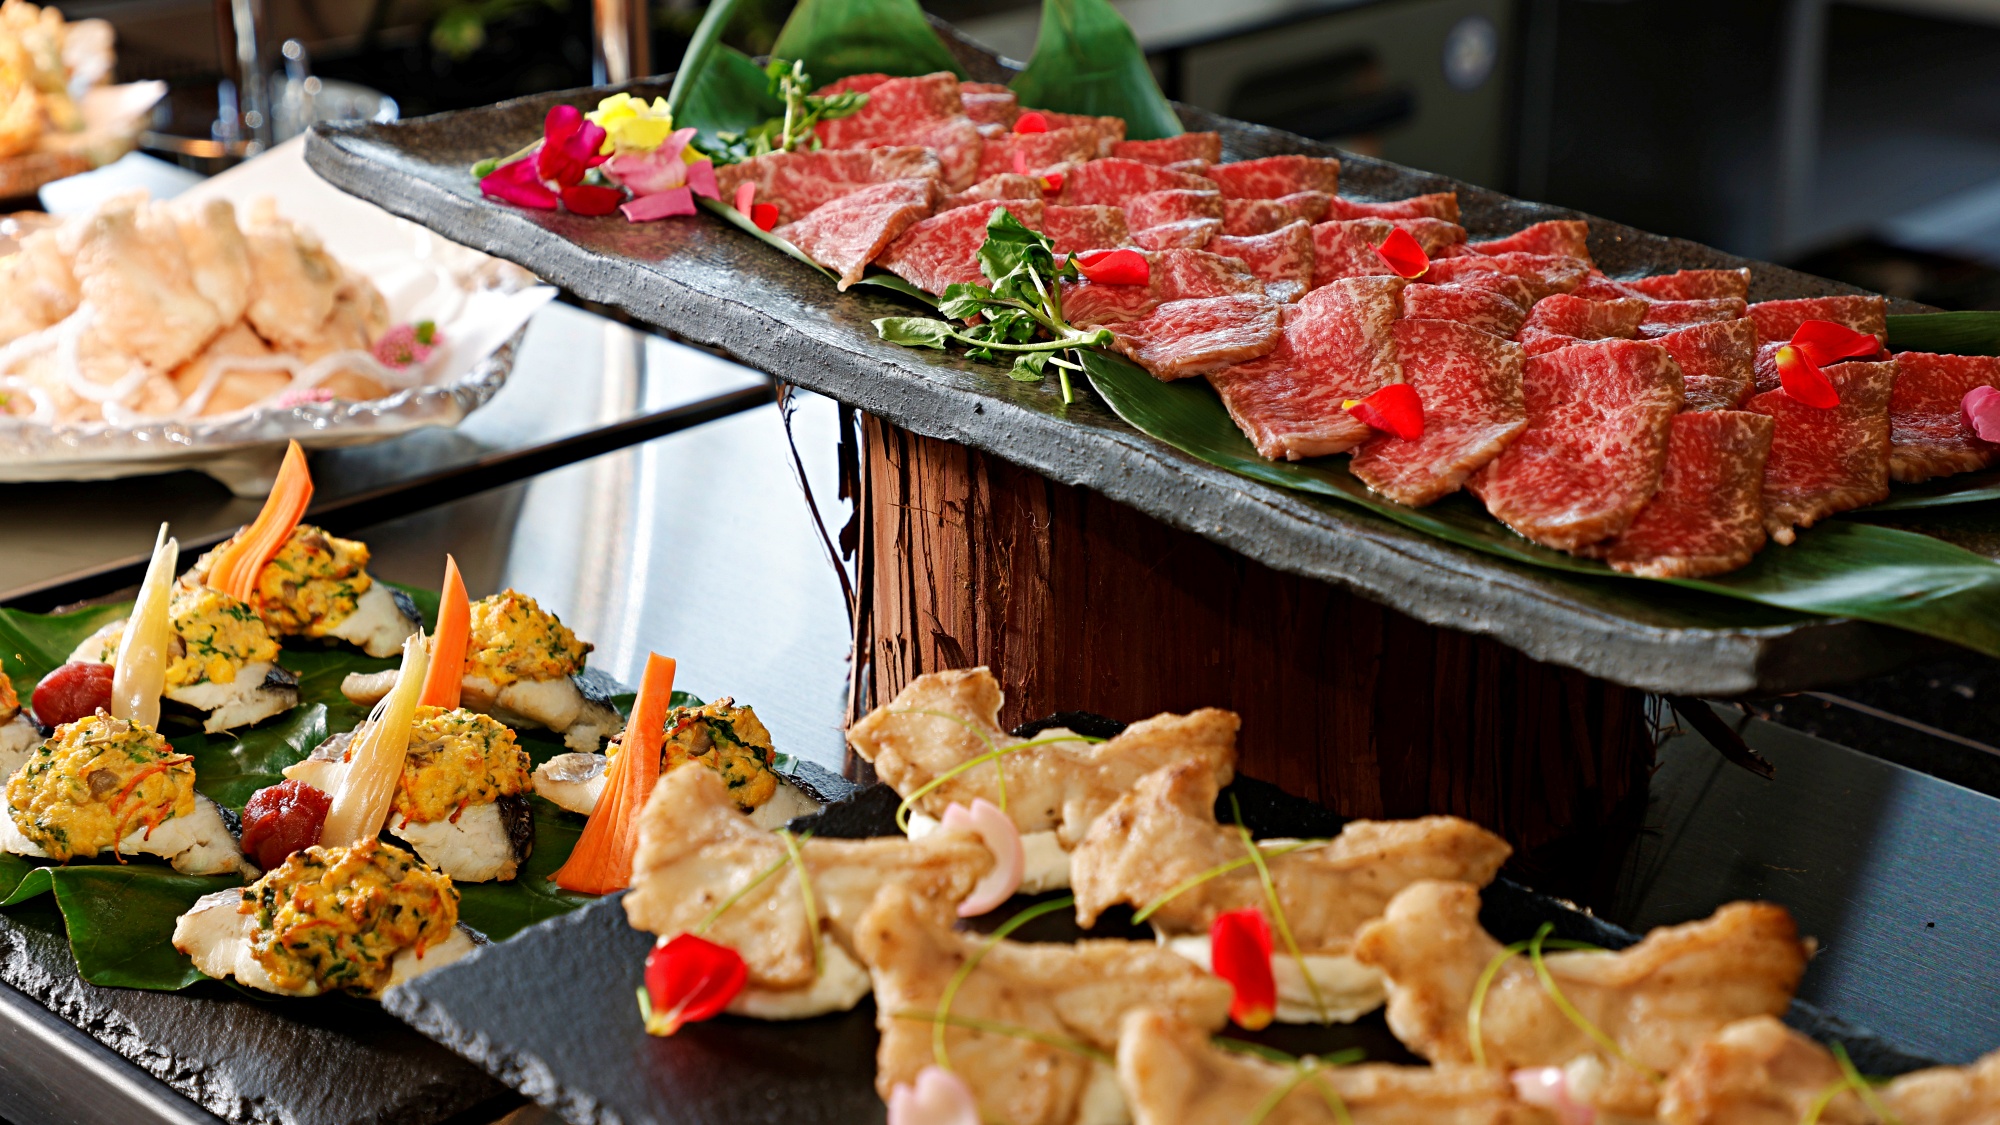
1009, 0, 1183, 141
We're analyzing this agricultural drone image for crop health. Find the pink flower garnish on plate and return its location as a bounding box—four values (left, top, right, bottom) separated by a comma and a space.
480, 156, 557, 210
536, 104, 612, 187
272, 387, 336, 409
1965, 385, 2000, 442
940, 798, 1023, 916
374, 321, 443, 368
1512, 1067, 1596, 1125
887, 1066, 979, 1125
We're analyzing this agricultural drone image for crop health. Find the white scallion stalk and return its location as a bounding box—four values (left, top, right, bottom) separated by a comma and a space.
111, 523, 177, 729
322, 630, 429, 847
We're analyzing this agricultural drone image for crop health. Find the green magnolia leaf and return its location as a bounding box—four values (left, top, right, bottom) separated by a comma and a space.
1010, 0, 1183, 141
0, 602, 130, 687
875, 316, 954, 349
50, 866, 230, 990
770, 0, 963, 86
1079, 349, 2000, 659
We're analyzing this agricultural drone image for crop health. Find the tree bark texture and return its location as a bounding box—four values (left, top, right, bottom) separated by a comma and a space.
857, 416, 1657, 861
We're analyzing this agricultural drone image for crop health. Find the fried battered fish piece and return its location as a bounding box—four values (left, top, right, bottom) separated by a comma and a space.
0, 225, 77, 343
1073, 760, 1511, 948
240, 199, 345, 353
173, 197, 252, 326
1351, 880, 1811, 1119
847, 667, 1237, 847
623, 765, 993, 992
171, 321, 286, 416
1883, 1048, 2000, 1124
69, 197, 226, 373
1117, 1007, 1548, 1125
855, 883, 1232, 1125
1659, 1016, 1873, 1125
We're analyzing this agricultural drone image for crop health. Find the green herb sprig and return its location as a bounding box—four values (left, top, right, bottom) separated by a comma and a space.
709, 59, 869, 164
875, 210, 1114, 403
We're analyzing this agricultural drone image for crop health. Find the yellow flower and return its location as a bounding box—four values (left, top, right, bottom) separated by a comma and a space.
588, 92, 682, 154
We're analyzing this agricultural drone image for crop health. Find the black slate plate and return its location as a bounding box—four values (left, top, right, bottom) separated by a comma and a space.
300, 26, 2000, 699
385, 715, 1938, 1125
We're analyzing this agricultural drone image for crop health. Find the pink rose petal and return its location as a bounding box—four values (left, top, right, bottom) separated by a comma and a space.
887, 1067, 979, 1125
1512, 1068, 1596, 1125
1964, 384, 2000, 442
620, 187, 697, 222
659, 126, 697, 162
733, 180, 757, 216
687, 159, 719, 201
941, 798, 1022, 917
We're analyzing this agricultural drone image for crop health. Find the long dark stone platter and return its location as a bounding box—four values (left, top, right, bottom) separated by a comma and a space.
385, 713, 1940, 1125
302, 29, 1989, 697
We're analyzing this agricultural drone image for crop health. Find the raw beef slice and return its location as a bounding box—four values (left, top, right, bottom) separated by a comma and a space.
1637, 297, 1747, 337
1059, 159, 1217, 206
1062, 248, 1263, 327
1208, 276, 1406, 459
1468, 338, 1684, 551
874, 200, 1044, 296
1401, 283, 1529, 338
959, 82, 1020, 129
1309, 218, 1465, 286
1748, 294, 1888, 346
1746, 359, 1895, 543
1620, 268, 1751, 302
1655, 318, 1757, 411
941, 173, 1043, 210
1208, 155, 1341, 200
1133, 219, 1221, 250
977, 127, 1102, 179
1469, 219, 1591, 262
1037, 112, 1126, 155
1222, 193, 1331, 235
1888, 351, 2000, 482
1514, 293, 1647, 356
1108, 294, 1282, 380
1593, 410, 1775, 578
717, 147, 942, 225
814, 73, 960, 147
1329, 193, 1460, 223
775, 178, 939, 288
1350, 319, 1527, 507
1423, 252, 1589, 302
1125, 189, 1225, 230
1111, 133, 1223, 166
1043, 206, 1131, 257
1207, 221, 1314, 302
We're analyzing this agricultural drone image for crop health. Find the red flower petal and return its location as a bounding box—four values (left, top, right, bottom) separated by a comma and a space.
1011, 148, 1029, 176
734, 181, 757, 216
621, 187, 697, 222
1348, 382, 1425, 440
1040, 171, 1064, 195
1964, 385, 2000, 442
1374, 227, 1430, 279
751, 202, 780, 232
1076, 248, 1150, 286
1014, 111, 1049, 135
479, 158, 558, 210
1210, 907, 1276, 1031
1790, 320, 1881, 367
537, 105, 586, 184
641, 934, 746, 1036
561, 183, 625, 217
1775, 344, 1840, 409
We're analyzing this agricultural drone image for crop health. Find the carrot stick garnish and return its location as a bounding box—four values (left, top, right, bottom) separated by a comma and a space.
209, 440, 315, 603
418, 555, 469, 709
551, 653, 676, 895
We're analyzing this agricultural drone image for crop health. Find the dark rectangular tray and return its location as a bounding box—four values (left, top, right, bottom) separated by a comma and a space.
301, 31, 1992, 698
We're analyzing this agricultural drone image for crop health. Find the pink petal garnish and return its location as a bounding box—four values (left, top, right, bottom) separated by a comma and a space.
621, 187, 697, 222
1512, 1068, 1596, 1125
1965, 384, 2000, 442
604, 149, 689, 195
734, 181, 757, 216
659, 126, 698, 162
272, 387, 336, 409
887, 1066, 979, 1125
941, 798, 1023, 917
687, 159, 720, 201
480, 158, 558, 210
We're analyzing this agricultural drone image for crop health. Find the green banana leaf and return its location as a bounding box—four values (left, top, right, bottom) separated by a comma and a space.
1010, 0, 1183, 141
770, 0, 964, 85
1079, 350, 2000, 659
1887, 311, 2000, 358
0, 585, 673, 990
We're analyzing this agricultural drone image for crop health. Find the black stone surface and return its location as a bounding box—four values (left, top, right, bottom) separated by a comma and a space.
387, 770, 1937, 1125
300, 30, 2000, 699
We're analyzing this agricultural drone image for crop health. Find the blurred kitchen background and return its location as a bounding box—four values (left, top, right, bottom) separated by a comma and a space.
45, 0, 2000, 305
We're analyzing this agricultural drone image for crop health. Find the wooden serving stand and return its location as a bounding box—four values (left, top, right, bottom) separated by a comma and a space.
853, 417, 1656, 891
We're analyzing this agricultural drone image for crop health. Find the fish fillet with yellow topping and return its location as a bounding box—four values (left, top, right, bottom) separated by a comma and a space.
185, 525, 420, 658
0, 713, 249, 874
533, 696, 812, 826
68, 584, 300, 733
341, 589, 622, 751
173, 840, 475, 997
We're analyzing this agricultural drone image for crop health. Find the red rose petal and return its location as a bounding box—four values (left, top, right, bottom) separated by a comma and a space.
1964, 385, 2000, 442
1210, 907, 1276, 1031
560, 183, 625, 217
1348, 382, 1425, 440
480, 157, 558, 210
1374, 227, 1430, 279
1014, 111, 1049, 135
1076, 248, 1150, 286
640, 934, 746, 1036
1040, 171, 1064, 195
751, 202, 780, 232
1775, 344, 1840, 409
1790, 319, 1881, 367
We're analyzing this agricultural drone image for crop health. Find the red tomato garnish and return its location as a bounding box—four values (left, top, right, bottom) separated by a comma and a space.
1775, 344, 1840, 408
1075, 248, 1150, 286
1790, 320, 1880, 367
1014, 111, 1049, 135
240, 779, 333, 870
1210, 907, 1276, 1030
1964, 385, 2000, 442
751, 203, 780, 232
1348, 383, 1426, 440
640, 934, 746, 1036
31, 662, 114, 727
1374, 227, 1430, 279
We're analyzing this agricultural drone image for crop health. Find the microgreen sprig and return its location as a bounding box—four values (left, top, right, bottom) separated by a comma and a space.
1232, 796, 1329, 1023
933, 895, 1075, 1070
885, 707, 1103, 832
1799, 1043, 1900, 1125
708, 59, 869, 164
694, 828, 816, 934
1223, 1042, 1364, 1125
1130, 839, 1327, 926
1466, 923, 1653, 1080
893, 1009, 1112, 1065
777, 827, 821, 975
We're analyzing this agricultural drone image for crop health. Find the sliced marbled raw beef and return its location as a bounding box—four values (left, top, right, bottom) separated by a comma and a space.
1423, 252, 1589, 302
1134, 220, 1221, 250
1350, 318, 1527, 506
1043, 205, 1131, 257
1514, 293, 1647, 356
1636, 297, 1747, 337
1208, 155, 1341, 199
1468, 338, 1684, 550
1125, 189, 1225, 230
959, 82, 1020, 129
811, 73, 983, 189
716, 147, 941, 225
1887, 351, 2000, 482
775, 178, 939, 289
1207, 222, 1314, 302
1058, 159, 1216, 206
1207, 276, 1405, 458
1401, 283, 1529, 338
1621, 268, 1751, 301
1107, 294, 1283, 380
1654, 318, 1757, 411
1063, 248, 1264, 326
1329, 192, 1460, 222
977, 127, 1103, 179
1469, 219, 1591, 262
1309, 218, 1466, 286
1221, 192, 1331, 235
1748, 294, 1888, 345
1746, 359, 1895, 543
874, 200, 1044, 296
941, 173, 1043, 210
1112, 133, 1223, 166
1590, 410, 1775, 578
1037, 111, 1126, 155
